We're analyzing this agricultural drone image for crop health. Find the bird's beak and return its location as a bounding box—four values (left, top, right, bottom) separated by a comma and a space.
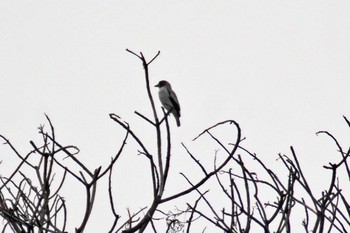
154, 84, 159, 87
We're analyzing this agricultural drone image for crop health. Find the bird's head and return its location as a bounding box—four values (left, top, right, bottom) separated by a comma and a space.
155, 80, 171, 88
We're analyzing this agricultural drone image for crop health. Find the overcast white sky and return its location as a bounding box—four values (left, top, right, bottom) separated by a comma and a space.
1, 1, 350, 232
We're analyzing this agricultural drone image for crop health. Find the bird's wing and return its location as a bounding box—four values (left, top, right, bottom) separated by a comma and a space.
168, 89, 181, 116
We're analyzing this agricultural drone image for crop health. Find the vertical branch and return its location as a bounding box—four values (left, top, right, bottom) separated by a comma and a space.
75, 167, 101, 233
123, 50, 165, 233
126, 49, 164, 195
108, 163, 120, 233
237, 155, 252, 232
276, 168, 297, 233
162, 108, 172, 189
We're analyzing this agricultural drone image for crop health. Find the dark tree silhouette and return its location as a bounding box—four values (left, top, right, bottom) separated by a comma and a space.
0, 50, 349, 233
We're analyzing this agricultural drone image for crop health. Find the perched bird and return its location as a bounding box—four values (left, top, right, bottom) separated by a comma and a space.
155, 80, 181, 127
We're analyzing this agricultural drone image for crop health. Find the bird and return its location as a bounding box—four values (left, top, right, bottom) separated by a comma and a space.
155, 80, 181, 127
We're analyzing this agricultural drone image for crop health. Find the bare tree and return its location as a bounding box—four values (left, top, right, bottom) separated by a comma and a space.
176, 116, 350, 233
109, 50, 241, 232
1, 50, 349, 233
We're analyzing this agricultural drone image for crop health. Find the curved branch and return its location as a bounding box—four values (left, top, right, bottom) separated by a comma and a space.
161, 120, 241, 203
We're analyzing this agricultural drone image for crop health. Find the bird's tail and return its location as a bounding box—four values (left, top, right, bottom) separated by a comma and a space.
171, 111, 181, 127
175, 116, 181, 127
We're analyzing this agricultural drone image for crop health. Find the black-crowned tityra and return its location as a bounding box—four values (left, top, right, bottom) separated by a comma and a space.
155, 80, 181, 127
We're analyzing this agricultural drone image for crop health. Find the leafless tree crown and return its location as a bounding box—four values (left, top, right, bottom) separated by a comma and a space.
1, 50, 349, 233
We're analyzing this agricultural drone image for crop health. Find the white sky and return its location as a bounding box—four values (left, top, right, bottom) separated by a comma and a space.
1, 1, 350, 232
